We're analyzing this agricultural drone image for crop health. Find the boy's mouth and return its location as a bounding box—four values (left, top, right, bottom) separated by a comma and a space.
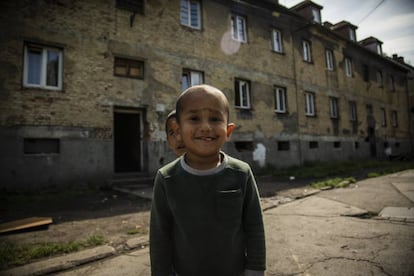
196, 136, 216, 142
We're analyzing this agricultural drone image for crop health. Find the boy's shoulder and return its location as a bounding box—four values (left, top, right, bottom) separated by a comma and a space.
225, 153, 251, 172
157, 157, 181, 177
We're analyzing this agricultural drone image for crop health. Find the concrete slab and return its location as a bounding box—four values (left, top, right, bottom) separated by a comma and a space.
4, 245, 115, 276
379, 207, 414, 220
393, 182, 414, 203
266, 196, 369, 217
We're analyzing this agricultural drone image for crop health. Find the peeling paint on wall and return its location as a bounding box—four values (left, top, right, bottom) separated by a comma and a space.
253, 143, 266, 168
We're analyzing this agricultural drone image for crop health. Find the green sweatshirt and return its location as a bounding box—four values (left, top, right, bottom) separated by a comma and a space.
150, 153, 266, 276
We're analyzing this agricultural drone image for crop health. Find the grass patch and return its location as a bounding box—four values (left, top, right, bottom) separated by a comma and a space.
311, 177, 356, 189
0, 235, 106, 268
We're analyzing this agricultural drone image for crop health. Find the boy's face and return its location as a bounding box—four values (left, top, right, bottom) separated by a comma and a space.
178, 88, 235, 164
166, 118, 185, 156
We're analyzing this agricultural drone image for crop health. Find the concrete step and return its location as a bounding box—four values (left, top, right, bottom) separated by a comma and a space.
108, 173, 154, 200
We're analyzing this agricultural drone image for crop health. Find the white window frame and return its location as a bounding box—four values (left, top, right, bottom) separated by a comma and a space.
380, 107, 387, 126
235, 79, 251, 109
271, 29, 283, 53
391, 110, 398, 127
302, 40, 311, 62
23, 43, 63, 90
305, 92, 315, 116
325, 49, 334, 71
329, 97, 339, 119
182, 69, 204, 91
345, 57, 352, 77
349, 101, 357, 122
180, 0, 201, 29
274, 86, 287, 113
231, 14, 247, 43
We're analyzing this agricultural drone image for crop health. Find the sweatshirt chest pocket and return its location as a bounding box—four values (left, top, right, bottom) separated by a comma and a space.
216, 189, 243, 221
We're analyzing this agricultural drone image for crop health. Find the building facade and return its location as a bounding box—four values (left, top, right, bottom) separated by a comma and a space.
0, 0, 412, 189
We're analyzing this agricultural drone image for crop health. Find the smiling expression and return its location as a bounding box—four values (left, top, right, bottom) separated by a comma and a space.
176, 85, 235, 169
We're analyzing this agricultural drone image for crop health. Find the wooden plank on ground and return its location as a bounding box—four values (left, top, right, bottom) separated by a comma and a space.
0, 217, 53, 234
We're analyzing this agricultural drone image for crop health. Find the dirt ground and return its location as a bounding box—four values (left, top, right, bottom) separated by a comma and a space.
0, 175, 314, 267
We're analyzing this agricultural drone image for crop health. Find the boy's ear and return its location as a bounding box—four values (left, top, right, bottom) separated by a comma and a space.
226, 123, 235, 138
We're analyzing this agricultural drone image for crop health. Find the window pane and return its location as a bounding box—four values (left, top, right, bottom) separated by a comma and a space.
180, 0, 189, 25
190, 2, 199, 28
241, 82, 248, 106
27, 47, 42, 85
182, 74, 190, 91
190, 71, 202, 86
46, 50, 60, 87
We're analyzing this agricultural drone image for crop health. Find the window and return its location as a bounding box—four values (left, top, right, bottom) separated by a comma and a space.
234, 141, 254, 152
309, 141, 318, 149
235, 79, 251, 109
345, 57, 352, 77
182, 69, 204, 91
389, 75, 395, 92
363, 65, 369, 82
311, 8, 321, 23
305, 92, 315, 116
302, 40, 311, 62
333, 141, 341, 148
24, 138, 60, 154
180, 0, 201, 29
274, 86, 287, 113
391, 110, 398, 127
329, 97, 339, 119
116, 0, 144, 13
271, 29, 283, 53
349, 101, 357, 122
278, 141, 290, 151
114, 57, 144, 79
23, 43, 63, 90
376, 44, 382, 55
325, 49, 334, 71
231, 14, 247, 43
376, 70, 383, 87
380, 107, 387, 126
349, 29, 356, 42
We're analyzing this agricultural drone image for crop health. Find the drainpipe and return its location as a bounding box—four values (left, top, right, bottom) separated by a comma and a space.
291, 23, 311, 166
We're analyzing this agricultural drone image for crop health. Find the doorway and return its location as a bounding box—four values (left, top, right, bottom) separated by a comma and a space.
114, 110, 142, 173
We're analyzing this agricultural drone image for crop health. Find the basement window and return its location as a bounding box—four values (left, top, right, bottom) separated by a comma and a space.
278, 141, 290, 151
234, 141, 254, 152
24, 138, 60, 154
333, 141, 341, 149
309, 141, 318, 149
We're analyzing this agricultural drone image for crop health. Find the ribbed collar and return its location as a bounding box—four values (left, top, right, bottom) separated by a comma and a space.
180, 152, 227, 176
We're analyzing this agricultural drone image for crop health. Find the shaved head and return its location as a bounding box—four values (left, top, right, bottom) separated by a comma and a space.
176, 84, 230, 124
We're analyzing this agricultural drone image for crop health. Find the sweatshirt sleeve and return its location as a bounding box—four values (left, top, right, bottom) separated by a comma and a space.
243, 168, 266, 271
150, 171, 174, 275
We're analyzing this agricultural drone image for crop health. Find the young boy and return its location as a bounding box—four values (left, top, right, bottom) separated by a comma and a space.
165, 110, 185, 156
150, 85, 266, 276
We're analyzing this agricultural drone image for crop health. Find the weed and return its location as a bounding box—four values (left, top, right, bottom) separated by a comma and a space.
0, 235, 106, 268
311, 177, 356, 189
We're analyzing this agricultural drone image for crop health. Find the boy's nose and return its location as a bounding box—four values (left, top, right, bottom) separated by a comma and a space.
200, 120, 212, 131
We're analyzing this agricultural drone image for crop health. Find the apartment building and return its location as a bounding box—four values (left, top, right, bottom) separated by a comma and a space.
0, 0, 412, 189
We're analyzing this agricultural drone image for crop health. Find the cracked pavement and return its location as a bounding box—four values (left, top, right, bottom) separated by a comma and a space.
4, 170, 414, 276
